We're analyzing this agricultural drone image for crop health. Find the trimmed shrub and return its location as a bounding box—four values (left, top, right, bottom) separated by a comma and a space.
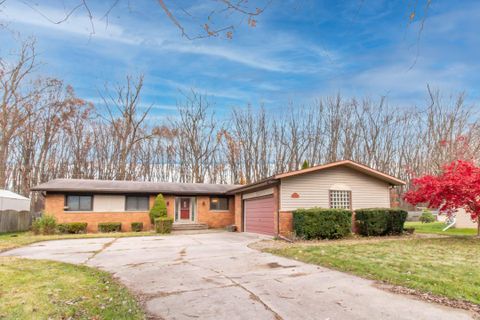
155, 217, 173, 234
131, 222, 143, 232
420, 209, 435, 223
57, 222, 88, 234
293, 208, 352, 240
31, 214, 57, 235
149, 194, 167, 223
31, 219, 41, 235
388, 209, 409, 234
98, 222, 122, 233
355, 208, 408, 236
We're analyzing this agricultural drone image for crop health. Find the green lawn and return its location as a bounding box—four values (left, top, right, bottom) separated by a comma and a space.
406, 222, 478, 236
0, 231, 158, 253
0, 257, 144, 319
267, 237, 480, 305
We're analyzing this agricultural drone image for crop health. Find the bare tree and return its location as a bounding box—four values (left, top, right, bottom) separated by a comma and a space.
99, 75, 151, 180
1, 0, 271, 40
0, 39, 38, 189
174, 91, 219, 183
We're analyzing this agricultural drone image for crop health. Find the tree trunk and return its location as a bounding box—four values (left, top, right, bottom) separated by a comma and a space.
477, 219, 480, 237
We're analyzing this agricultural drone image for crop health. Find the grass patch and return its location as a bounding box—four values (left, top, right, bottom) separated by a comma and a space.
267, 237, 480, 305
406, 222, 477, 236
0, 257, 144, 319
0, 231, 158, 253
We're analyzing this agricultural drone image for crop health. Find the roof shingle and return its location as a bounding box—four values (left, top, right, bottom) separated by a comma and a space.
31, 179, 240, 195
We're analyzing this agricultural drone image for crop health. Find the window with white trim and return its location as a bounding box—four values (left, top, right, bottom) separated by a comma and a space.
329, 190, 351, 209
210, 197, 229, 210
125, 196, 149, 211
66, 195, 93, 211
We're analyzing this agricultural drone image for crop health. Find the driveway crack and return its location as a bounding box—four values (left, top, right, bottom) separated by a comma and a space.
186, 260, 284, 320
84, 238, 118, 264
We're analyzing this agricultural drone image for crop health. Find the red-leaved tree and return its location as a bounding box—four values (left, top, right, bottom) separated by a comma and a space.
404, 160, 480, 236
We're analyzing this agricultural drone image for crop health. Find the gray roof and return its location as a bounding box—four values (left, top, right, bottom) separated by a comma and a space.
31, 179, 240, 195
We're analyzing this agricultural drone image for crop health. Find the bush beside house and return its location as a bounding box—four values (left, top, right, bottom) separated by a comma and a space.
98, 222, 122, 233
155, 217, 173, 234
149, 194, 167, 223
293, 208, 352, 239
355, 208, 408, 236
57, 222, 88, 234
32, 215, 57, 235
131, 222, 143, 232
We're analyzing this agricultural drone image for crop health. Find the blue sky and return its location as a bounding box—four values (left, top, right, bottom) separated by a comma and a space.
0, 0, 479, 118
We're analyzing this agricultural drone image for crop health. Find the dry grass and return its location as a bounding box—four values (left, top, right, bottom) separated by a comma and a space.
0, 257, 144, 319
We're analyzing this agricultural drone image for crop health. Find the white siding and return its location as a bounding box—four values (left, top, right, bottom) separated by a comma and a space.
243, 188, 274, 200
93, 195, 125, 212
455, 208, 477, 228
280, 166, 391, 211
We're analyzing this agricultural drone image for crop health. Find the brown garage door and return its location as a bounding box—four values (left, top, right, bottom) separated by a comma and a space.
244, 196, 275, 236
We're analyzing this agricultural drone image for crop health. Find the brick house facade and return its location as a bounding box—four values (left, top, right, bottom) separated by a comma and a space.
33, 160, 405, 235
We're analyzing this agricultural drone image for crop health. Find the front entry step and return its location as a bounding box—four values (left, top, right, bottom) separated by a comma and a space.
172, 223, 209, 231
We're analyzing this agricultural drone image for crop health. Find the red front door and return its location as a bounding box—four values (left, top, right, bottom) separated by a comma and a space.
180, 198, 190, 220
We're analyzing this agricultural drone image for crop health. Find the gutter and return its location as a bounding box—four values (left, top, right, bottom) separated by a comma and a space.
226, 179, 279, 195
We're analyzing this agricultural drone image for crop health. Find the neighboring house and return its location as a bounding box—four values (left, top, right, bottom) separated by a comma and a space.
453, 208, 477, 228
415, 208, 477, 229
31, 160, 405, 235
0, 190, 31, 211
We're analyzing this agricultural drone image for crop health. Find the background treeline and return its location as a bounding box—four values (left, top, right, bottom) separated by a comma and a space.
2, 41, 480, 210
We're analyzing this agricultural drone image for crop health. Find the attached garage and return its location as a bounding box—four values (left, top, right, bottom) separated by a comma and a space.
244, 195, 275, 236
230, 160, 406, 238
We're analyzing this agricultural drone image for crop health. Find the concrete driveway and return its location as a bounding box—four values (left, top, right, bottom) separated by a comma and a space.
1, 232, 474, 320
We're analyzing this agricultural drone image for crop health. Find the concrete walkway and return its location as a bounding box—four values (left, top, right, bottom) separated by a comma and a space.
1, 232, 474, 320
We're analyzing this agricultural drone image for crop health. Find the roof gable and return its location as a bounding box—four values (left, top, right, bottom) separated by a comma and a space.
228, 160, 405, 194
274, 160, 405, 185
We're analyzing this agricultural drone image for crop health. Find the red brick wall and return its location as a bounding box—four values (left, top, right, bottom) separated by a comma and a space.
196, 196, 235, 228
390, 187, 400, 208
44, 193, 235, 232
45, 193, 153, 232
234, 194, 243, 231
279, 211, 293, 237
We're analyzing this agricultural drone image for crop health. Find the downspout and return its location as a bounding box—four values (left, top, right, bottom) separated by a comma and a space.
277, 182, 280, 237
442, 217, 456, 231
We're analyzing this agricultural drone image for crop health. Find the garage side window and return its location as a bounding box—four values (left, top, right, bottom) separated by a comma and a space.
125, 196, 149, 211
329, 190, 351, 209
210, 197, 229, 211
66, 195, 92, 211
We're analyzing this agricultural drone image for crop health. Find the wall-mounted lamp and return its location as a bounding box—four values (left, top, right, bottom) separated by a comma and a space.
166, 201, 170, 206
202, 201, 206, 206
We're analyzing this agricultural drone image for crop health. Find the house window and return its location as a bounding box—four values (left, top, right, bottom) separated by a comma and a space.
329, 190, 351, 209
210, 197, 229, 211
66, 195, 92, 211
125, 196, 149, 211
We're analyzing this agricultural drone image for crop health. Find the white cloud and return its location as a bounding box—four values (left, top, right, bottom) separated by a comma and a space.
0, 2, 335, 74
0, 2, 141, 45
